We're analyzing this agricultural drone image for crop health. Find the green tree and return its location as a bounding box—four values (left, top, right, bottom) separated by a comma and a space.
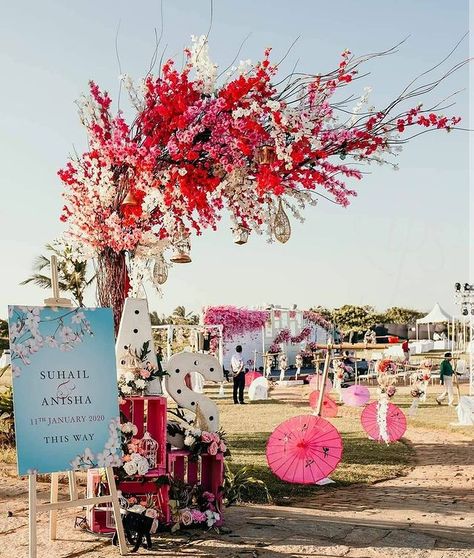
382, 306, 424, 325
309, 306, 333, 323
149, 311, 165, 326
333, 305, 376, 339
21, 244, 94, 306
0, 319, 9, 352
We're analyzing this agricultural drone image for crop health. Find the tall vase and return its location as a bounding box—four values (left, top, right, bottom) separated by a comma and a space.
96, 248, 129, 334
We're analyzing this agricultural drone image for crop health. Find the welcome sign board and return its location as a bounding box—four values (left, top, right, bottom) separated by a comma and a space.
8, 306, 122, 475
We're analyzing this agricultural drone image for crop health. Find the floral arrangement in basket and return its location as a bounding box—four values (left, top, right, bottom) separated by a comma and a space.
167, 479, 221, 532
117, 341, 169, 397
167, 407, 230, 461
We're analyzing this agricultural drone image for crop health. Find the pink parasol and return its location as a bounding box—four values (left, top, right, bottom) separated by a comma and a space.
342, 384, 371, 407
245, 370, 263, 387
309, 375, 332, 391
309, 390, 338, 418
266, 415, 343, 484
361, 401, 407, 443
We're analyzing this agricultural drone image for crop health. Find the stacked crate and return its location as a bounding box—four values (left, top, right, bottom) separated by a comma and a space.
87, 394, 224, 531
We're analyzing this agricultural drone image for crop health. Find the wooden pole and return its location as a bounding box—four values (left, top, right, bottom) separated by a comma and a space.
29, 474, 37, 558
49, 473, 59, 540
315, 346, 332, 416
44, 255, 72, 307
106, 467, 127, 554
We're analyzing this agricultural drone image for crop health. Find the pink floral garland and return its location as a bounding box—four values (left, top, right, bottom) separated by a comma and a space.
269, 326, 312, 353
303, 310, 332, 331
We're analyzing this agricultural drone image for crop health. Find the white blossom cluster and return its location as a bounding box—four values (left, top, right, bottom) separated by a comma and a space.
189, 34, 218, 94
123, 452, 150, 476
70, 417, 122, 469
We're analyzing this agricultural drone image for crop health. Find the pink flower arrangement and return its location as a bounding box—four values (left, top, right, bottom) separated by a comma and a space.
202, 491, 215, 503
179, 508, 193, 526
190, 509, 207, 523
208, 441, 219, 456
201, 431, 214, 443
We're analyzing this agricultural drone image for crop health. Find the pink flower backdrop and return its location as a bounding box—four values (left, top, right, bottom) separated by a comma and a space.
203, 305, 269, 342
57, 35, 462, 328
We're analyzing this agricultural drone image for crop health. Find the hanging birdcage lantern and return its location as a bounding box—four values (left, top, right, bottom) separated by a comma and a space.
256, 144, 276, 165
152, 256, 168, 285
232, 225, 250, 245
117, 349, 139, 374
170, 226, 192, 263
138, 432, 159, 469
272, 200, 291, 243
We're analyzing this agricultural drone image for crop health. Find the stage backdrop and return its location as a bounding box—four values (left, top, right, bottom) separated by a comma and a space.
8, 306, 122, 475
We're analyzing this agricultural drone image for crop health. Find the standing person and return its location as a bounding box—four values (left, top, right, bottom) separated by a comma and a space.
436, 352, 455, 406
402, 339, 410, 363
231, 345, 245, 405
156, 346, 163, 373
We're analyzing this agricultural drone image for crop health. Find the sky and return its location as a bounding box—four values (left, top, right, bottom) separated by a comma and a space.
0, 0, 470, 319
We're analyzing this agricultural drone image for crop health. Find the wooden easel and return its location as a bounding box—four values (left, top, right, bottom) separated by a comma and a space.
27, 256, 126, 557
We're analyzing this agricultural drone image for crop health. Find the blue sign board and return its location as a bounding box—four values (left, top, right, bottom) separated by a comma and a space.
8, 306, 122, 475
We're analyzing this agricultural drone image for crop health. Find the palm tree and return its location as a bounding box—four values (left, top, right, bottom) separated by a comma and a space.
149, 311, 164, 326
170, 306, 199, 325
21, 244, 94, 307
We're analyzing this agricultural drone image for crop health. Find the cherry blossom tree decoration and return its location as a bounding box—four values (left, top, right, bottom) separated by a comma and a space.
57, 35, 465, 328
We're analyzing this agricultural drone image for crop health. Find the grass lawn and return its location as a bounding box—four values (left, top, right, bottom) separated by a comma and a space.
205, 381, 472, 504
0, 376, 470, 506
209, 384, 414, 504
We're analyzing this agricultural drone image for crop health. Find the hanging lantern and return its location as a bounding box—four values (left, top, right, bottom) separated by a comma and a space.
170, 226, 192, 264
138, 432, 159, 469
232, 225, 250, 245
272, 200, 291, 243
152, 256, 168, 285
256, 145, 276, 165
121, 190, 139, 209
118, 349, 140, 374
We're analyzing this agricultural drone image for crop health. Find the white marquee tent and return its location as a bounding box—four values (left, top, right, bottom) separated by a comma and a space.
416, 302, 453, 340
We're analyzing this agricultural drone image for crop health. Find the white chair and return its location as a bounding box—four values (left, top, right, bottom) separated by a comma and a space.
456, 359, 467, 377
248, 377, 269, 401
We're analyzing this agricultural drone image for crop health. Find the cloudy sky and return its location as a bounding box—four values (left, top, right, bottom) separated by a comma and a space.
0, 0, 469, 318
